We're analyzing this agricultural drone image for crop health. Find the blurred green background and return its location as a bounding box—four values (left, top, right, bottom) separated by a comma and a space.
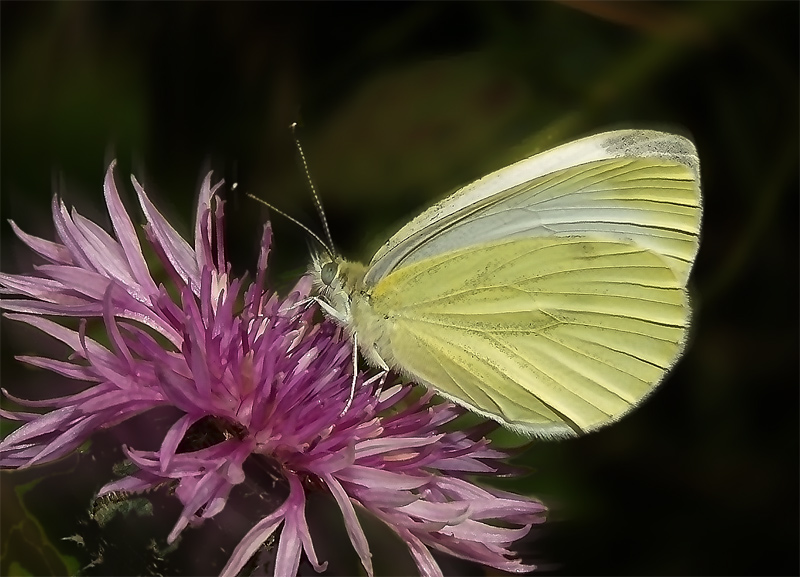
1, 2, 797, 576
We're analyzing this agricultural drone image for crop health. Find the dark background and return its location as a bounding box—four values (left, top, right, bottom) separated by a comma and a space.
1, 2, 797, 576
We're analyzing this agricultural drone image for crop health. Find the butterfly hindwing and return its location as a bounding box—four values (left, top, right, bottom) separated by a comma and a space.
364, 235, 689, 436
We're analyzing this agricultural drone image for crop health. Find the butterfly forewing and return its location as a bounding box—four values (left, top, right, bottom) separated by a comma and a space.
365, 131, 700, 286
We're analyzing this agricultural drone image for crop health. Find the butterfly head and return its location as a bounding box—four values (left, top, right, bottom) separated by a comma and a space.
309, 252, 368, 326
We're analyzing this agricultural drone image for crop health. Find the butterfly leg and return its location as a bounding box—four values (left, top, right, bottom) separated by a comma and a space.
340, 333, 360, 416
340, 333, 390, 416
284, 298, 309, 311
362, 370, 387, 389
281, 296, 318, 314
368, 343, 390, 387
309, 296, 352, 325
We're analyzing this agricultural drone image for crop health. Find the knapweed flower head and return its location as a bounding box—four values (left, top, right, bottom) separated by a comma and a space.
0, 162, 546, 576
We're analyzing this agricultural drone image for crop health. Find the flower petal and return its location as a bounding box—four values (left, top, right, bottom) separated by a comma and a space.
103, 161, 158, 297
323, 473, 373, 577
131, 175, 200, 293
220, 501, 289, 577
8, 220, 73, 264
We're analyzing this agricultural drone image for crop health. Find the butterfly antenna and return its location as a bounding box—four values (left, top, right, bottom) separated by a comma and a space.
246, 192, 334, 258
291, 122, 336, 254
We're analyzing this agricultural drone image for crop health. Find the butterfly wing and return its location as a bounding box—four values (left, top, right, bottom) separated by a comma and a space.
365, 236, 689, 437
365, 130, 701, 286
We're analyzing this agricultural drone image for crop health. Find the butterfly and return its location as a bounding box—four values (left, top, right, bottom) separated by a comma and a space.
309, 129, 701, 438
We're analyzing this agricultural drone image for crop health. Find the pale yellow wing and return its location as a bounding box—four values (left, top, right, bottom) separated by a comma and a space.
367, 236, 689, 437
366, 133, 701, 287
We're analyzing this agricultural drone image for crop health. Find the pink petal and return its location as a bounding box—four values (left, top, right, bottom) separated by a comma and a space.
323, 473, 373, 577
220, 501, 289, 577
8, 220, 73, 264
131, 175, 200, 293
51, 196, 95, 271
103, 161, 159, 296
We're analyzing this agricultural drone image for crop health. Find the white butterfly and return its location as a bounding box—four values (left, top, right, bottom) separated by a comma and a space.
310, 129, 702, 438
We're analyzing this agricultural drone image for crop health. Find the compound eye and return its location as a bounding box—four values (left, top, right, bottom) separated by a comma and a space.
321, 262, 338, 286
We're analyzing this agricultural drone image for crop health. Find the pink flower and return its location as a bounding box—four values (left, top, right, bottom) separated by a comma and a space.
0, 162, 546, 576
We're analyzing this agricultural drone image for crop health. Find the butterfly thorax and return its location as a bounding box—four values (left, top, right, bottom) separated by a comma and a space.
309, 254, 395, 370
310, 254, 365, 323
